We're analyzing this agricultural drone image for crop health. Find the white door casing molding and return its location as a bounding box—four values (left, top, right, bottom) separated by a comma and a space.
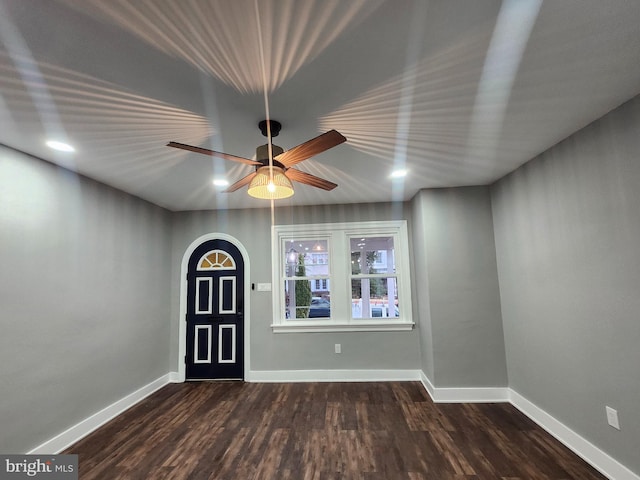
177, 233, 250, 382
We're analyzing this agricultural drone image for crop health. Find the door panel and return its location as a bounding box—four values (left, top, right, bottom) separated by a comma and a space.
219, 276, 236, 314
195, 277, 213, 314
185, 239, 244, 380
218, 324, 236, 363
194, 325, 212, 364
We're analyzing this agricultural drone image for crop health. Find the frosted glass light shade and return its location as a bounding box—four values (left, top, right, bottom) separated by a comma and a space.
247, 166, 294, 199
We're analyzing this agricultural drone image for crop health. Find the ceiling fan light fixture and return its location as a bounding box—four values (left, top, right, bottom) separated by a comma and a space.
247, 166, 294, 199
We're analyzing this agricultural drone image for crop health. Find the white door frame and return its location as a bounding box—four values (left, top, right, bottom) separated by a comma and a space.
177, 233, 250, 382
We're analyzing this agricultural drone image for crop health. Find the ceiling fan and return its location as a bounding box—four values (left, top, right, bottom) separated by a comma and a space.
167, 120, 346, 199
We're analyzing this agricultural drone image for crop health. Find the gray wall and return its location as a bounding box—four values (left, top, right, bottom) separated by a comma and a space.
491, 96, 640, 474
169, 202, 421, 373
0, 146, 172, 453
412, 187, 507, 387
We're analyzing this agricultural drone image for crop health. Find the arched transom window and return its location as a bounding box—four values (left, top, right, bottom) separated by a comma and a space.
197, 250, 236, 270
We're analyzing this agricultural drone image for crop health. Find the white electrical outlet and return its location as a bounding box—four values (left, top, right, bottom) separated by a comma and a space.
606, 406, 620, 430
335, 343, 341, 354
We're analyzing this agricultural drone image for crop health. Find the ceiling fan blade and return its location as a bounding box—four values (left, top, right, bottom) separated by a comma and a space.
276, 130, 346, 167
286, 168, 338, 191
167, 141, 261, 166
223, 172, 257, 192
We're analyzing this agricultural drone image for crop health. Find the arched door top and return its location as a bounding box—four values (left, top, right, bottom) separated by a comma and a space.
197, 249, 237, 270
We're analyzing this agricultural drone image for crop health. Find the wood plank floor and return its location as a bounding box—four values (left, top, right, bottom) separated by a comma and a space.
64, 382, 607, 479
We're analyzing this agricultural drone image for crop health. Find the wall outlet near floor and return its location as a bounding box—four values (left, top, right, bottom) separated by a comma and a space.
605, 406, 620, 430
335, 344, 341, 354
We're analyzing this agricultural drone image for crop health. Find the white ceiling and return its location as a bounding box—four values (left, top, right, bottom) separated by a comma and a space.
1, 0, 639, 211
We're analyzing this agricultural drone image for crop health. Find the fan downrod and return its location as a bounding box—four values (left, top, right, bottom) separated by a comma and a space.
258, 119, 281, 138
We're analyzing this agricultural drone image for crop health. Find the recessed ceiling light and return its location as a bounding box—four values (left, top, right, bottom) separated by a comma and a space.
46, 140, 75, 152
212, 179, 229, 187
390, 169, 407, 178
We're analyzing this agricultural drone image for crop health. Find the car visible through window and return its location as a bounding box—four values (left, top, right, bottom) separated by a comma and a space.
308, 297, 330, 318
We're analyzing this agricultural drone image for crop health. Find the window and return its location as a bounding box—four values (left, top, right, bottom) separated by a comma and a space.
272, 221, 413, 332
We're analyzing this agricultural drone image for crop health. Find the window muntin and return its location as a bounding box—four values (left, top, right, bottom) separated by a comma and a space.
272, 221, 412, 332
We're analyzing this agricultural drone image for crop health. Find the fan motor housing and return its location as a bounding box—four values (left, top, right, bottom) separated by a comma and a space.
256, 144, 285, 169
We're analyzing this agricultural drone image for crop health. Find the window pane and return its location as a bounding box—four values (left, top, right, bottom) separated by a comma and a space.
351, 277, 399, 318
284, 239, 329, 276
284, 279, 312, 318
284, 280, 331, 319
350, 236, 395, 274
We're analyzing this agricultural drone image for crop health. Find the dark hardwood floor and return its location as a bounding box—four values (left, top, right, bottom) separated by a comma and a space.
64, 381, 607, 479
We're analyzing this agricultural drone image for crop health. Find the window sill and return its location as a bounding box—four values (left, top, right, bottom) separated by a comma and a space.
271, 321, 415, 333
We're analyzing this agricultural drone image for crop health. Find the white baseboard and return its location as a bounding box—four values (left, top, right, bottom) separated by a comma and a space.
419, 371, 510, 403
168, 371, 182, 383
509, 390, 639, 480
28, 374, 171, 455
247, 369, 421, 383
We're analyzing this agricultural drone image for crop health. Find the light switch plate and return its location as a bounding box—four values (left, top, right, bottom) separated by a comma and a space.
606, 406, 620, 430
257, 283, 271, 291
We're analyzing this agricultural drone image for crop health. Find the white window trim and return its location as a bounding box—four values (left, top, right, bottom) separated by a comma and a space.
271, 220, 414, 333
